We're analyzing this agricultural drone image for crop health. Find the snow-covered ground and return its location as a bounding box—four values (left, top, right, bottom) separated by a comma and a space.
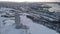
47, 4, 60, 12
20, 15, 59, 34
0, 13, 59, 34
0, 5, 60, 34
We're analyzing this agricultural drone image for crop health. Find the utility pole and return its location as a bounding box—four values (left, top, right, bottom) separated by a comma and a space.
15, 10, 30, 34
15, 10, 21, 29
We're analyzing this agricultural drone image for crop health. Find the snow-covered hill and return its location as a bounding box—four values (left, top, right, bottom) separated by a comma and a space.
0, 12, 59, 34
0, 3, 60, 34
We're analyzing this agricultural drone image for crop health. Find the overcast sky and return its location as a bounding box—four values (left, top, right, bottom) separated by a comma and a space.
0, 0, 60, 2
